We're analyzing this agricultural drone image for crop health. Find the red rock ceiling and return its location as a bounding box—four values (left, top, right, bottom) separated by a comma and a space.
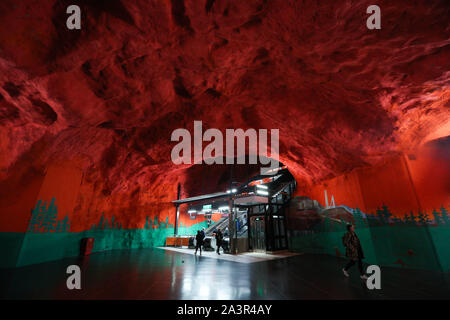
0, 0, 449, 203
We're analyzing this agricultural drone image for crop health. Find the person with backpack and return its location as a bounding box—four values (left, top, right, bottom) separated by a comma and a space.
342, 224, 368, 280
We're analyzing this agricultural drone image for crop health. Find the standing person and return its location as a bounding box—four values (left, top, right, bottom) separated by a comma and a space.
195, 230, 204, 255
215, 229, 223, 255
342, 224, 368, 279
201, 227, 206, 239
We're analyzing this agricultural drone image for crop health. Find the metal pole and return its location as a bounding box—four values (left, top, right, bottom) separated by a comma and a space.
174, 183, 181, 236
174, 206, 180, 236
228, 164, 235, 254
235, 207, 238, 252
228, 197, 234, 254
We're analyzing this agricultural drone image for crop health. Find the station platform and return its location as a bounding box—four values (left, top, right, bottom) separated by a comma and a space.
159, 247, 302, 264
1, 248, 449, 300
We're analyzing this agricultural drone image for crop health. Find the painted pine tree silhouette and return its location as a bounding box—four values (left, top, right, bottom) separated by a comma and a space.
417, 210, 430, 226
99, 213, 105, 230
403, 213, 411, 224
440, 205, 449, 225
408, 211, 417, 226
144, 216, 150, 229
353, 208, 367, 228
55, 220, 63, 232
375, 207, 385, 225
104, 217, 111, 230
380, 204, 393, 224
41, 198, 58, 232
159, 216, 165, 229
28, 200, 44, 233
60, 215, 70, 232
115, 216, 122, 229
432, 209, 441, 225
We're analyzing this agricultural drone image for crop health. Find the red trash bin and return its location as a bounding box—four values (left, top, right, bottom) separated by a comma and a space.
80, 237, 94, 256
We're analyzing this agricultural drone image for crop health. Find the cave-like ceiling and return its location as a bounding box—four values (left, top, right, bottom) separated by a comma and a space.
0, 0, 449, 197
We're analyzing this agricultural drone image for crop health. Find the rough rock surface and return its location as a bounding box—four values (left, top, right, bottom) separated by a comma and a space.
0, 0, 449, 230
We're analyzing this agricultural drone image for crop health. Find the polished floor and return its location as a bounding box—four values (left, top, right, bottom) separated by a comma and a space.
1, 248, 449, 300
160, 247, 302, 263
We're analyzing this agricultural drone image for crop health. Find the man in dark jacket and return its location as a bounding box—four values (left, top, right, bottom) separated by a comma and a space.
215, 229, 223, 255
342, 224, 368, 279
195, 230, 204, 255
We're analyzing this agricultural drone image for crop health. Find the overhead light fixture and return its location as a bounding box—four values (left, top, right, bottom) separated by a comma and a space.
256, 184, 268, 190
256, 189, 269, 196
188, 210, 197, 214
218, 206, 229, 211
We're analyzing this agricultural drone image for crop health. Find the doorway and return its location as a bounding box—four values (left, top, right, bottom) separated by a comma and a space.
250, 216, 266, 252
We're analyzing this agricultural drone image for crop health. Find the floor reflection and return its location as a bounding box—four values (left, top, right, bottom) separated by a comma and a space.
1, 248, 449, 300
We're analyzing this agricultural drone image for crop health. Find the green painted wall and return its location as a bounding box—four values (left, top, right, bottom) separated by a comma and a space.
288, 207, 450, 272
1, 221, 207, 268
14, 223, 206, 267
0, 198, 208, 268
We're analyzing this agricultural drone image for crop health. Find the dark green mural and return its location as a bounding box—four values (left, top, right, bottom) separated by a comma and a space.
142, 215, 173, 230
9, 196, 449, 272
288, 197, 450, 272
91, 213, 122, 230
0, 198, 207, 268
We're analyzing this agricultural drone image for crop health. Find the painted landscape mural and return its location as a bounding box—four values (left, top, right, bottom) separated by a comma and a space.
287, 196, 450, 272
1, 196, 208, 268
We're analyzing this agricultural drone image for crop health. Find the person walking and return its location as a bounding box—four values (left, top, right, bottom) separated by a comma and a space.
195, 230, 204, 255
215, 229, 223, 255
342, 224, 368, 280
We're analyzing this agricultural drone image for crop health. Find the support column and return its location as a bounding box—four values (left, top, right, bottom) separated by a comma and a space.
228, 163, 235, 254
228, 196, 235, 254
174, 183, 181, 236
